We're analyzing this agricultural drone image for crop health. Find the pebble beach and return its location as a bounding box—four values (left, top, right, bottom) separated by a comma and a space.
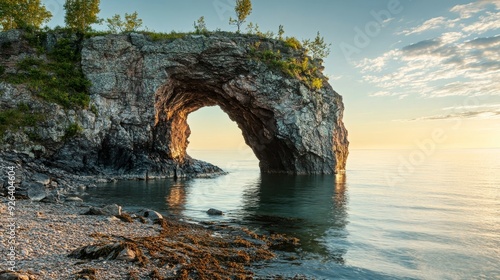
0, 199, 300, 280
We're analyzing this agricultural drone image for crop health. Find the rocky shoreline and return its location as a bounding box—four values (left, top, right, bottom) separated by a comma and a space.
0, 198, 305, 280
0, 151, 225, 205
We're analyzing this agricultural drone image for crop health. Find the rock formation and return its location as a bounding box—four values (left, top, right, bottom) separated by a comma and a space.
0, 30, 348, 188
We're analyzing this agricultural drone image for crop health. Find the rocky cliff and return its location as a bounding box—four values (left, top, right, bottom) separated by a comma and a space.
0, 29, 348, 195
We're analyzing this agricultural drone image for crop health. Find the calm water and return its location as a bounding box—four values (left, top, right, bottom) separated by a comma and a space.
87, 149, 500, 279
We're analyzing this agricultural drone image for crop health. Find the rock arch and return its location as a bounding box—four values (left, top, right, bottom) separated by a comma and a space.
80, 33, 348, 177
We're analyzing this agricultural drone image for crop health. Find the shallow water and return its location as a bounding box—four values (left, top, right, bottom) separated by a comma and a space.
87, 149, 500, 279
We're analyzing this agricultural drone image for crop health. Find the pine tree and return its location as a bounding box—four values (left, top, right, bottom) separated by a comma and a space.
229, 0, 252, 33
278, 25, 285, 40
193, 16, 207, 34
303, 32, 331, 60
64, 0, 100, 32
0, 0, 52, 30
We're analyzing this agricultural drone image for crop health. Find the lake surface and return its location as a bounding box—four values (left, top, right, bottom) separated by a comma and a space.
87, 149, 500, 279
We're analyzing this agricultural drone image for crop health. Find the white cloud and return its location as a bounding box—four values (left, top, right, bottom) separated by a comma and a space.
402, 109, 500, 121
357, 34, 500, 99
463, 11, 500, 33
451, 2, 489, 18
355, 50, 400, 73
369, 91, 393, 97
442, 103, 500, 111
360, 0, 500, 101
451, 0, 500, 18
397, 17, 458, 36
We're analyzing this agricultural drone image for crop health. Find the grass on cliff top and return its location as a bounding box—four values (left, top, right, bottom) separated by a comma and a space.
249, 43, 323, 90
0, 30, 90, 109
0, 103, 44, 140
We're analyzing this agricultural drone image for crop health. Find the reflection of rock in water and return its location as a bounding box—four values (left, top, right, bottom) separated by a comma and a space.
165, 184, 186, 216
241, 173, 348, 263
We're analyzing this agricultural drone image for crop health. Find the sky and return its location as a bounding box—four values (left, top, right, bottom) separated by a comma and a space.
42, 0, 500, 150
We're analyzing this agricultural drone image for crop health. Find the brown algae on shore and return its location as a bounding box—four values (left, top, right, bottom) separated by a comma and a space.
69, 215, 299, 279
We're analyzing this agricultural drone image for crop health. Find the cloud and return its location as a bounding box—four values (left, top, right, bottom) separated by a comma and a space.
450, 0, 500, 18
397, 17, 458, 35
403, 109, 500, 121
466, 35, 500, 46
450, 1, 489, 18
358, 0, 500, 100
357, 34, 500, 98
463, 11, 500, 33
397, 1, 499, 36
442, 103, 500, 111
401, 39, 442, 55
355, 50, 400, 73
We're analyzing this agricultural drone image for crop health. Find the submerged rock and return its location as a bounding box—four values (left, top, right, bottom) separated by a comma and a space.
207, 208, 224, 216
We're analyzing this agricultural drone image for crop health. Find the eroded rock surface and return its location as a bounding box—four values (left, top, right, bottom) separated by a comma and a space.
0, 30, 349, 190
81, 32, 348, 175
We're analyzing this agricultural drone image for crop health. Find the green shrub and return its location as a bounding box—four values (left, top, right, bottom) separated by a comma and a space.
64, 123, 83, 140
23, 30, 49, 52
0, 65, 5, 76
1, 37, 91, 109
1, 41, 13, 50
90, 104, 98, 116
249, 44, 324, 90
311, 78, 323, 90
0, 105, 44, 140
284, 37, 302, 50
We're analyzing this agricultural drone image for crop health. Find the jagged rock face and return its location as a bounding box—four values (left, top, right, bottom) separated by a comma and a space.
0, 30, 348, 180
81, 33, 348, 175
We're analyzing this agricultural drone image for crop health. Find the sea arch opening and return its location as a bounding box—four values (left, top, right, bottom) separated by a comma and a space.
152, 77, 297, 174
186, 106, 258, 170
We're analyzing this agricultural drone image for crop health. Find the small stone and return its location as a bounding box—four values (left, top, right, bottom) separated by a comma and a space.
207, 208, 223, 216
103, 204, 122, 216
49, 181, 58, 188
65, 196, 83, 202
106, 216, 120, 222
41, 190, 63, 203
32, 173, 51, 185
140, 209, 163, 221
116, 248, 136, 261
84, 207, 104, 215
26, 182, 47, 202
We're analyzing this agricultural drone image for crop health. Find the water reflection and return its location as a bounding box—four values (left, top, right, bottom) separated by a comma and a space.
166, 183, 187, 215
240, 174, 349, 263
88, 172, 350, 263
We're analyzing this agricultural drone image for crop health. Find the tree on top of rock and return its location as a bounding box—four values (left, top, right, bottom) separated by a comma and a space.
0, 0, 52, 30
229, 0, 252, 33
64, 0, 101, 33
106, 12, 143, 34
303, 32, 331, 60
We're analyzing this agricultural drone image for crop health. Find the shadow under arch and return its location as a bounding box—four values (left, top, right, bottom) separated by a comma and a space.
152, 76, 297, 174
241, 173, 349, 263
